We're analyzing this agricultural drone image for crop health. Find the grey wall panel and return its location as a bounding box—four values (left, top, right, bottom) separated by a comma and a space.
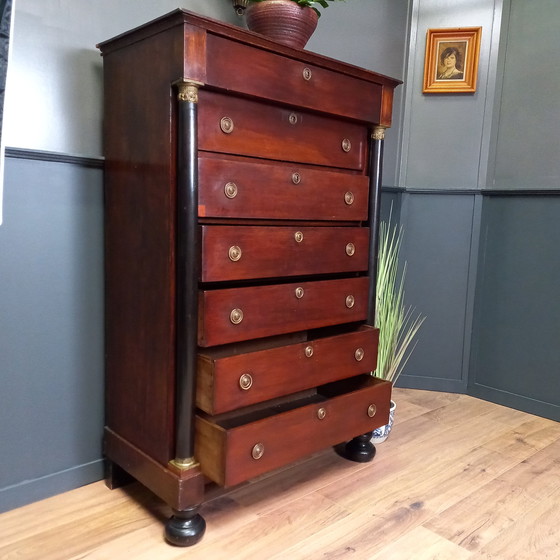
396, 192, 476, 392
492, 0, 560, 190
401, 0, 499, 190
469, 196, 560, 420
0, 157, 104, 512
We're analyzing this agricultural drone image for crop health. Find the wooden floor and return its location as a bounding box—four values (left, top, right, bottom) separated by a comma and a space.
2, 388, 560, 559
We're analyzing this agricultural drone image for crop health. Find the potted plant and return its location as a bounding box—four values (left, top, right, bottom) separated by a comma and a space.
235, 0, 346, 48
371, 213, 425, 443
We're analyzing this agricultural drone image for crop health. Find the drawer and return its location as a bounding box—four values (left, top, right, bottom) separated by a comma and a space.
197, 325, 379, 414
205, 34, 384, 124
198, 276, 370, 347
195, 375, 392, 486
201, 225, 369, 282
198, 91, 367, 170
198, 156, 369, 221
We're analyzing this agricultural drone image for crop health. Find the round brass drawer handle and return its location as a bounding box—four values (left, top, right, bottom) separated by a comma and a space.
344, 191, 355, 206
224, 182, 238, 199
239, 373, 253, 391
289, 113, 298, 125
302, 67, 312, 81
295, 287, 305, 299
251, 443, 264, 460
230, 308, 244, 324
345, 295, 355, 309
305, 345, 314, 358
229, 245, 242, 262
368, 404, 377, 418
346, 243, 356, 257
294, 231, 304, 243
317, 407, 327, 420
341, 138, 352, 152
292, 172, 302, 185
220, 116, 234, 134
355, 347, 365, 362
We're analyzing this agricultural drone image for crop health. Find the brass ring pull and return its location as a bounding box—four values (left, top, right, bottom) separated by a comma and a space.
344, 191, 355, 205
224, 182, 238, 199
220, 117, 234, 134
239, 373, 253, 391
368, 404, 377, 418
345, 295, 355, 309
305, 345, 314, 358
355, 347, 365, 361
229, 246, 242, 262
302, 67, 312, 81
317, 407, 327, 420
292, 172, 301, 185
230, 308, 244, 324
289, 113, 298, 125
341, 138, 352, 152
295, 287, 305, 299
294, 231, 304, 243
251, 443, 264, 460
346, 243, 356, 256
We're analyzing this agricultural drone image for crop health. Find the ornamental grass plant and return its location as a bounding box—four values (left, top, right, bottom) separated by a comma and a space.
374, 213, 425, 383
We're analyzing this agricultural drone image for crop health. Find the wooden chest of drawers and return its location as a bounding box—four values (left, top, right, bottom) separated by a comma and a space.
98, 9, 400, 546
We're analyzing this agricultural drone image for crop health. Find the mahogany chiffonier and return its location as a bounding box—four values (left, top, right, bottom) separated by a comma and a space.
98, 9, 401, 546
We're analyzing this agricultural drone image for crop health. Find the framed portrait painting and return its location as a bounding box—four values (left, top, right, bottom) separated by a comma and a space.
423, 27, 482, 94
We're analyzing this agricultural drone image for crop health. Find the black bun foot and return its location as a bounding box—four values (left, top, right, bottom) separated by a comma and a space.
165, 506, 206, 547
342, 433, 376, 463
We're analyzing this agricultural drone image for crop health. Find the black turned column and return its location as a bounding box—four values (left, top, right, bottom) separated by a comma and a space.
165, 79, 206, 547
343, 125, 386, 463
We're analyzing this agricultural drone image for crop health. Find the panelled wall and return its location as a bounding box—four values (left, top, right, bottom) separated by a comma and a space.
0, 0, 409, 513
398, 0, 560, 423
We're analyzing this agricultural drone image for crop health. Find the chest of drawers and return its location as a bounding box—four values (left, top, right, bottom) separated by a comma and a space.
98, 9, 400, 546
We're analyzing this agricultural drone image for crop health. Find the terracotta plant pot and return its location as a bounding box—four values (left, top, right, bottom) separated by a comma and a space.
245, 0, 319, 49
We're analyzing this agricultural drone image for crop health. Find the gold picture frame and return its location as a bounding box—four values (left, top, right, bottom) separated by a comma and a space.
423, 27, 482, 94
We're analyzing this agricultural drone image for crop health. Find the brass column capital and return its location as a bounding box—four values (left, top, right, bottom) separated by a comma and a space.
176, 79, 204, 103
371, 125, 387, 141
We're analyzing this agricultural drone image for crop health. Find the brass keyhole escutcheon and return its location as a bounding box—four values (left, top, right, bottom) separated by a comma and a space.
229, 245, 242, 262
294, 231, 304, 243
224, 182, 238, 199
220, 117, 234, 134
230, 308, 244, 324
317, 407, 327, 420
305, 345, 314, 358
355, 347, 365, 362
346, 243, 356, 257
302, 67, 312, 81
289, 113, 298, 125
341, 138, 352, 152
295, 287, 305, 299
251, 443, 264, 460
344, 191, 355, 206
367, 404, 377, 418
239, 373, 253, 391
292, 172, 302, 185
345, 295, 355, 309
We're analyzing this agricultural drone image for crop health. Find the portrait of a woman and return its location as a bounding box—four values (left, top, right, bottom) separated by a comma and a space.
437, 46, 464, 80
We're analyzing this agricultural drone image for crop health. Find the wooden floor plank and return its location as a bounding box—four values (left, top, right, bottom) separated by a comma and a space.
1, 388, 559, 560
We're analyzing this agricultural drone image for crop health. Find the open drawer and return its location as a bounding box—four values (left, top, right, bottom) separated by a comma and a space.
194, 375, 391, 487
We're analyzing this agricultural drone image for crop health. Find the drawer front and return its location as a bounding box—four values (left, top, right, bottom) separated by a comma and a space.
198, 91, 367, 170
195, 376, 392, 486
197, 326, 379, 415
205, 34, 384, 124
198, 277, 370, 347
198, 156, 369, 221
201, 225, 370, 282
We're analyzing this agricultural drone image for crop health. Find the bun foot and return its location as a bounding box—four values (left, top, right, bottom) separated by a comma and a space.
343, 433, 376, 463
165, 505, 206, 547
